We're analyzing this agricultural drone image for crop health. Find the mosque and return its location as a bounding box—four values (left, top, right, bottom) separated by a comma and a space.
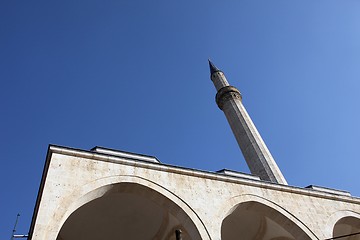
28, 61, 360, 240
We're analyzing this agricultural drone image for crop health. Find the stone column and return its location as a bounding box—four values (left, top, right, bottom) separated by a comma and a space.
209, 60, 287, 185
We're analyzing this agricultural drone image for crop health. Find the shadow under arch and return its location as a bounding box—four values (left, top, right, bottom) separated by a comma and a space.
220, 194, 318, 240
329, 211, 360, 240
51, 175, 209, 240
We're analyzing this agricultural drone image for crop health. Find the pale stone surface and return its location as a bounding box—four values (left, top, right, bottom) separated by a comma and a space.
210, 63, 287, 185
209, 60, 287, 185
210, 71, 229, 91
29, 63, 358, 239
29, 145, 360, 240
222, 98, 288, 184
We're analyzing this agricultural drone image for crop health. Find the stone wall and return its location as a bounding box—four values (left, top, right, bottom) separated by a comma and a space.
29, 145, 360, 240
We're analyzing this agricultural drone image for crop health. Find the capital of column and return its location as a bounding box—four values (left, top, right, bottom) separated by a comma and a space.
215, 86, 242, 110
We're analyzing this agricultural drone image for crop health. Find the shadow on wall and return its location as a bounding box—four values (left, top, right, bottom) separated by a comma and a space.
333, 216, 360, 240
56, 183, 201, 240
221, 201, 313, 240
55, 181, 360, 240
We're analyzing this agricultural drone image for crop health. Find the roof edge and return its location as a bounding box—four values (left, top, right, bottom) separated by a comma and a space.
44, 144, 360, 203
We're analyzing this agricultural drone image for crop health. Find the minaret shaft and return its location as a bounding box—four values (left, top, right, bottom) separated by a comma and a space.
221, 96, 287, 184
209, 60, 287, 185
212, 71, 230, 91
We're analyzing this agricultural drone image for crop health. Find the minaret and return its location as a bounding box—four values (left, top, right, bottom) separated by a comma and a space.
209, 60, 287, 185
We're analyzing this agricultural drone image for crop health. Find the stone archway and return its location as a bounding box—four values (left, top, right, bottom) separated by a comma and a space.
56, 182, 202, 240
333, 216, 360, 240
220, 195, 315, 240
326, 210, 360, 239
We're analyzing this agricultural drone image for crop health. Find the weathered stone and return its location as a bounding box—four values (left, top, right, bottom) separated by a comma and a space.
28, 145, 360, 240
209, 60, 287, 185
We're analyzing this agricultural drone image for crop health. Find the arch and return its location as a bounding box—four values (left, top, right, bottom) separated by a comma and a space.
44, 175, 210, 240
328, 211, 360, 240
219, 194, 318, 240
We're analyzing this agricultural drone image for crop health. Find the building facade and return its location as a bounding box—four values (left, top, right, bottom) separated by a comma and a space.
28, 62, 360, 240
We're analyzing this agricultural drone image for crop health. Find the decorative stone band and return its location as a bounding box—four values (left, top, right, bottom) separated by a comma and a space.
215, 86, 242, 110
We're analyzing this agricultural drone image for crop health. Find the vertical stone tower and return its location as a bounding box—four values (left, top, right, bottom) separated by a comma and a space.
28, 62, 360, 240
209, 60, 288, 185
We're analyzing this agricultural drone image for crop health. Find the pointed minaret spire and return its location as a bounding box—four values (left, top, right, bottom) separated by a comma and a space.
208, 59, 220, 75
209, 60, 288, 185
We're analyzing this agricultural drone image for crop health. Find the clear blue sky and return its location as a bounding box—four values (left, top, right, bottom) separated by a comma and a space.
1, 0, 360, 238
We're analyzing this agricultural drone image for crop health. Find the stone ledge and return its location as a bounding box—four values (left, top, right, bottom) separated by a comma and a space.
47, 144, 360, 203
305, 185, 351, 197
216, 169, 260, 181
91, 146, 160, 163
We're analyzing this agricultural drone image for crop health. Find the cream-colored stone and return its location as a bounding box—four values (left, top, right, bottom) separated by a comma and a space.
28, 146, 360, 240
210, 62, 287, 185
